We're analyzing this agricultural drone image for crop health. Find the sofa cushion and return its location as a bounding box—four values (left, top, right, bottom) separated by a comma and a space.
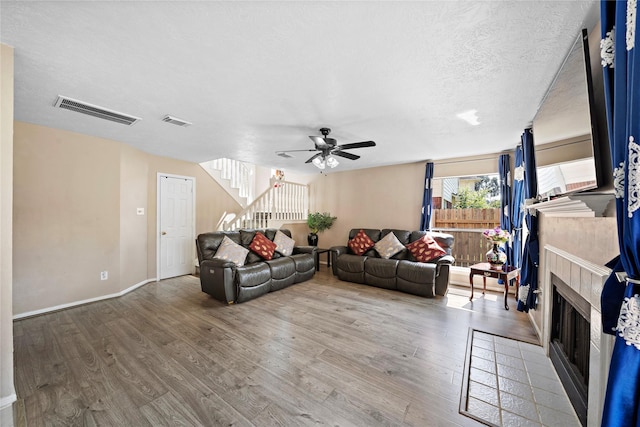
273, 229, 295, 256
396, 261, 436, 297
406, 235, 446, 262
266, 257, 296, 291
374, 231, 405, 259
364, 258, 398, 290
235, 263, 272, 303
335, 253, 366, 284
291, 253, 315, 283
249, 231, 277, 260
213, 236, 249, 266
348, 229, 376, 256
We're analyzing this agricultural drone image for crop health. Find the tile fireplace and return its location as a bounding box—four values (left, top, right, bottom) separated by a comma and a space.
550, 273, 591, 425
541, 245, 614, 427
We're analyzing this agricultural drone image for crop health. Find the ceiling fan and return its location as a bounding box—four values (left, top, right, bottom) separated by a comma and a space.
276, 128, 376, 170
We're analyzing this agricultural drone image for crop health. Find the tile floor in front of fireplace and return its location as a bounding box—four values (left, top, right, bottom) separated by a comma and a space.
467, 331, 581, 427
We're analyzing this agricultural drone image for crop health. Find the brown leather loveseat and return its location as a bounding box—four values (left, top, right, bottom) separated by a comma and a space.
331, 228, 455, 297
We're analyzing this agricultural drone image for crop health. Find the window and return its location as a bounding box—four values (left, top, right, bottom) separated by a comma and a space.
432, 174, 500, 266
434, 174, 499, 209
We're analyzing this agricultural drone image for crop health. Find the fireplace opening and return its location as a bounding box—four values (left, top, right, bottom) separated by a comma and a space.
550, 274, 590, 426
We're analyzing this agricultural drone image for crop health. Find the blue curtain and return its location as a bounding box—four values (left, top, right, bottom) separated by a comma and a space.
517, 129, 539, 312
499, 154, 512, 264
420, 162, 434, 231
511, 144, 525, 272
600, 1, 640, 425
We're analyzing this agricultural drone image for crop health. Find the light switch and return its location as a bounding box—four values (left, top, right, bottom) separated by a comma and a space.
137, 208, 144, 215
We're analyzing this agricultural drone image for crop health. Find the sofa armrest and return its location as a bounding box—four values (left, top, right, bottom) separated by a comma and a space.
435, 254, 455, 265
433, 255, 455, 296
330, 246, 348, 275
199, 258, 237, 303
330, 245, 348, 257
293, 245, 317, 256
202, 258, 237, 269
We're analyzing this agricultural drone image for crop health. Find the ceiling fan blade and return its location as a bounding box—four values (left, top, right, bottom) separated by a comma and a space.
332, 150, 360, 161
309, 135, 337, 148
336, 141, 376, 150
305, 152, 323, 164
309, 135, 326, 147
276, 149, 317, 153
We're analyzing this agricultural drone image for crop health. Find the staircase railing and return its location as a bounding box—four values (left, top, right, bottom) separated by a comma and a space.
202, 158, 255, 206
224, 181, 308, 230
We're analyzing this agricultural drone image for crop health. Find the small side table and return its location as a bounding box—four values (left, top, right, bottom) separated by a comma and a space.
315, 248, 332, 271
469, 263, 520, 310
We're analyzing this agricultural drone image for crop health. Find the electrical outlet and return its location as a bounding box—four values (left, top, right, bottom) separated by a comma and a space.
100, 271, 108, 280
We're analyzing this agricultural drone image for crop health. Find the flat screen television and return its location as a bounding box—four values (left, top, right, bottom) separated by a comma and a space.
532, 27, 611, 200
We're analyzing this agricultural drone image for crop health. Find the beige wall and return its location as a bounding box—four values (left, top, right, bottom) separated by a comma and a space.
13, 123, 122, 315
13, 122, 241, 317
1, 43, 15, 425
307, 162, 426, 248
119, 144, 149, 291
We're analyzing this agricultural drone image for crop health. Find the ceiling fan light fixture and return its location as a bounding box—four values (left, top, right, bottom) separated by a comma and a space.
312, 156, 326, 169
326, 156, 339, 168
299, 128, 376, 169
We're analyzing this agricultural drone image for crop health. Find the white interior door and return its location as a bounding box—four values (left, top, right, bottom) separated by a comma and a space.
159, 175, 194, 279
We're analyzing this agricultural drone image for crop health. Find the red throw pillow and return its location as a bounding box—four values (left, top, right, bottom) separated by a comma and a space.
406, 235, 446, 262
348, 229, 376, 256
249, 232, 277, 260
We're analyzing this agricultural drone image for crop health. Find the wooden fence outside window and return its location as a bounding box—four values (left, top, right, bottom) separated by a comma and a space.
432, 208, 501, 267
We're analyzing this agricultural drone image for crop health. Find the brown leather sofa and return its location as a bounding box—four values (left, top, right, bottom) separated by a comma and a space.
196, 229, 316, 304
331, 229, 455, 297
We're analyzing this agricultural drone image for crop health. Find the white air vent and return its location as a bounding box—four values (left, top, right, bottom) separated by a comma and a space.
277, 152, 293, 158
53, 95, 141, 126
162, 115, 192, 127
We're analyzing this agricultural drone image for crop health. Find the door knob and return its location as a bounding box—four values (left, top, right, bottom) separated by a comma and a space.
161, 231, 167, 235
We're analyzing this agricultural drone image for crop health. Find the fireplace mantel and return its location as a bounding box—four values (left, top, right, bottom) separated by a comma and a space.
527, 192, 615, 217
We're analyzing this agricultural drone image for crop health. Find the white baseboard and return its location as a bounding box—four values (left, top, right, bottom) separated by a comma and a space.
0, 393, 16, 410
13, 278, 157, 320
529, 311, 543, 343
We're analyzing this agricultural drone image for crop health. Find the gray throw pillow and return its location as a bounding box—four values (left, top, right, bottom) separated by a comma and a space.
213, 236, 249, 266
273, 230, 295, 256
374, 232, 405, 259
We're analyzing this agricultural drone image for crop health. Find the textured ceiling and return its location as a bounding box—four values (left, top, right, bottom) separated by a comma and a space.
0, 1, 598, 174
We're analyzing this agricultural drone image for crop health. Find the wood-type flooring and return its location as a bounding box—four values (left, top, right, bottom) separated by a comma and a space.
13, 268, 538, 426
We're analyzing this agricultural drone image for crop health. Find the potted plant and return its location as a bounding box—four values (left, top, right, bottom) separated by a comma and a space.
306, 212, 337, 246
